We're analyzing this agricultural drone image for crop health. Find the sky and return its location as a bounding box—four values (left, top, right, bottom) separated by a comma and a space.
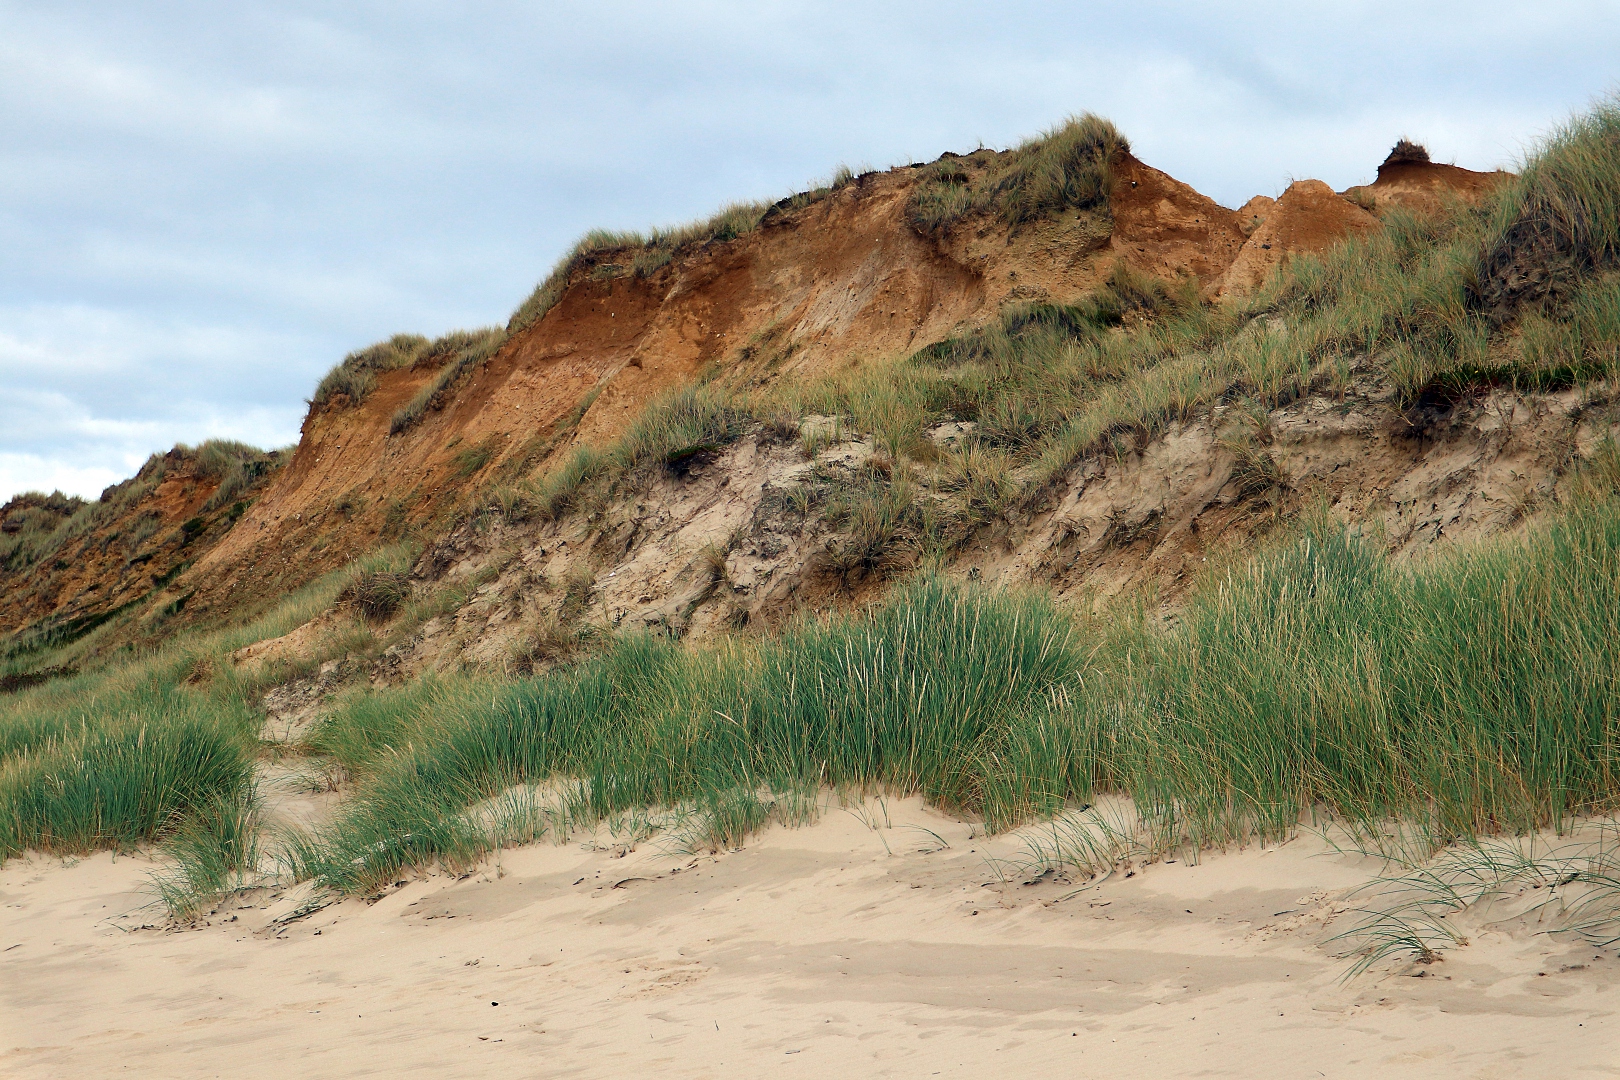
3, 1, 1617, 503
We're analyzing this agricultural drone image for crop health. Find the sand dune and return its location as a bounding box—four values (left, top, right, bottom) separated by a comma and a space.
4, 798, 1618, 1078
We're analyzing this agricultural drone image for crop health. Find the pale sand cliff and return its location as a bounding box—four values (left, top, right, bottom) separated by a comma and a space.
3, 798, 1617, 1078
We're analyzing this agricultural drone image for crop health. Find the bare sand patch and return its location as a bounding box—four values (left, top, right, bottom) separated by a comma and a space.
3, 799, 1617, 1078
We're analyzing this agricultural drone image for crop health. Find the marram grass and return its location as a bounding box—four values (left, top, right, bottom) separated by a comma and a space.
291, 500, 1620, 891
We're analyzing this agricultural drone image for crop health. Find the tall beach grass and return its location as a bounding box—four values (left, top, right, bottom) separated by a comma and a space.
293, 497, 1620, 891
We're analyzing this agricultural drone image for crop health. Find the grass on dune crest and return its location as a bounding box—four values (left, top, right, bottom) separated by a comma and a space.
312, 334, 432, 409
313, 114, 1134, 451
908, 113, 1130, 234
291, 496, 1620, 893
339, 198, 785, 437
317, 191, 791, 434
387, 328, 508, 435
504, 202, 776, 340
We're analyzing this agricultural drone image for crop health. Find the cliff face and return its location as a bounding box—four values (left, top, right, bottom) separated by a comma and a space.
176, 151, 1272, 625
1217, 179, 1382, 298
2, 141, 1518, 658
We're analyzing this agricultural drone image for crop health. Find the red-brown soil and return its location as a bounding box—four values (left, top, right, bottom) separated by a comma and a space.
1343, 154, 1512, 217
1106, 153, 1248, 286
1218, 180, 1381, 298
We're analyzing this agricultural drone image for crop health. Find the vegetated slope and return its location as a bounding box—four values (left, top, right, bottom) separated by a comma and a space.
6, 100, 1620, 930
0, 443, 280, 674
349, 140, 1533, 669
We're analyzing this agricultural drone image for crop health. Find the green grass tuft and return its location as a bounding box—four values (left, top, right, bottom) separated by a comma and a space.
505, 202, 773, 340
388, 328, 508, 436
150, 787, 262, 920
908, 114, 1130, 234
312, 334, 432, 409
0, 716, 253, 861
1474, 95, 1620, 316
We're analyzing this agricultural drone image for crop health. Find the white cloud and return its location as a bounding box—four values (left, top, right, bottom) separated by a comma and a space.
0, 304, 308, 497
0, 452, 124, 502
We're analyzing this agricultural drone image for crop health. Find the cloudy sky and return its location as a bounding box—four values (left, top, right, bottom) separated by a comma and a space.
3, 1, 1616, 502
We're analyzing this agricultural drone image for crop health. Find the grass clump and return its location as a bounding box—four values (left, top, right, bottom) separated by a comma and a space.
308, 674, 477, 780
617, 386, 751, 473
1517, 273, 1620, 385
194, 440, 281, 511
1473, 96, 1620, 317
389, 328, 507, 435
917, 262, 1217, 453
516, 386, 754, 523
506, 202, 772, 339
908, 113, 1130, 234
0, 491, 87, 573
340, 569, 411, 622
0, 715, 254, 861
150, 787, 263, 920
1334, 830, 1620, 974
453, 439, 497, 478
811, 471, 932, 581
1082, 504, 1620, 851
312, 334, 432, 409
532, 446, 613, 521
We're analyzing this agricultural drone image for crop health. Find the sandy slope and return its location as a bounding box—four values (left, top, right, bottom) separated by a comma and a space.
3, 799, 1618, 1079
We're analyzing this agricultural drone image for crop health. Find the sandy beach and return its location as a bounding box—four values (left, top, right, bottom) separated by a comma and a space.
4, 796, 1617, 1079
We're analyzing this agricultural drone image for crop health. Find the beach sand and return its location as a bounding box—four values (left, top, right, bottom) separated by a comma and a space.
3, 797, 1617, 1078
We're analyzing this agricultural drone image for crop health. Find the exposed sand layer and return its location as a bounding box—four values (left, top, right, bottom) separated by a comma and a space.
360, 380, 1612, 677
4, 800, 1617, 1078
